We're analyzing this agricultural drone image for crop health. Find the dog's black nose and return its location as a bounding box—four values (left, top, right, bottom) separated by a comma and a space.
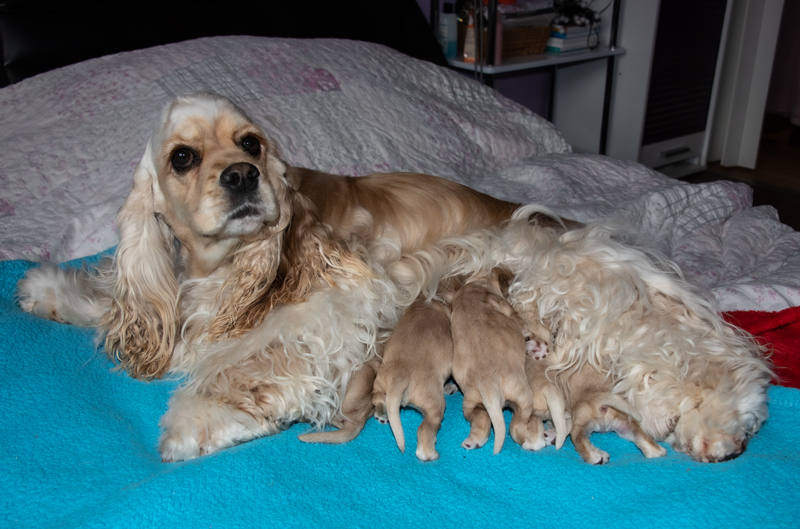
220, 163, 259, 194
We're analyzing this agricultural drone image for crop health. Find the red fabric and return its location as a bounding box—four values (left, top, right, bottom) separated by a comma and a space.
724, 306, 800, 388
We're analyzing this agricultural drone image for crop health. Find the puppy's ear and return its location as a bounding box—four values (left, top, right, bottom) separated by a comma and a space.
100, 142, 179, 380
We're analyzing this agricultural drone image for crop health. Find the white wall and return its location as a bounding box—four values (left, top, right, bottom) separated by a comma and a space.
709, 0, 785, 168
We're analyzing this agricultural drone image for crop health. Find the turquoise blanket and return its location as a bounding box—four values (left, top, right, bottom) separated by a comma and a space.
2, 258, 799, 528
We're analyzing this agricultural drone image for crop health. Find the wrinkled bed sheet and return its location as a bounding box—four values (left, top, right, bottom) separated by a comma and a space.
1, 36, 799, 312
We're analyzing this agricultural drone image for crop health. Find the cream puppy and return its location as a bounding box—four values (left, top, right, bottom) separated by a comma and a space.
563, 365, 667, 464
450, 269, 543, 454
372, 297, 455, 461
525, 350, 569, 451
299, 359, 381, 444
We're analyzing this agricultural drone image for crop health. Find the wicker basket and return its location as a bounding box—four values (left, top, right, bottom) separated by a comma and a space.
457, 23, 551, 63
502, 25, 551, 58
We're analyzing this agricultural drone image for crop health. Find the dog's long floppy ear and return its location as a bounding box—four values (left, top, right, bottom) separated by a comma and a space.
100, 140, 179, 380
276, 191, 375, 305
206, 144, 294, 341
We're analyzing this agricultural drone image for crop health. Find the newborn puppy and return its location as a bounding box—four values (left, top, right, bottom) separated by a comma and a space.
299, 359, 382, 444
563, 365, 667, 464
525, 350, 569, 451
372, 297, 455, 461
450, 268, 539, 454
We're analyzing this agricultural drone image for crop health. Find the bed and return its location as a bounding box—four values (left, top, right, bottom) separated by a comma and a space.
2, 2, 800, 528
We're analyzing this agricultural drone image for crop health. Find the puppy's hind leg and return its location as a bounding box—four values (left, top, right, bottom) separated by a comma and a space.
606, 407, 666, 459
571, 403, 609, 465
415, 392, 446, 461
461, 399, 492, 450
299, 360, 379, 444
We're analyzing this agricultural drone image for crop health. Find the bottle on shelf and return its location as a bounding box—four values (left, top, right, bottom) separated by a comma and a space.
438, 2, 458, 60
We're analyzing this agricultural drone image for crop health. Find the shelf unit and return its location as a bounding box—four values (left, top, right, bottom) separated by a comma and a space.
432, 0, 623, 155
447, 45, 624, 76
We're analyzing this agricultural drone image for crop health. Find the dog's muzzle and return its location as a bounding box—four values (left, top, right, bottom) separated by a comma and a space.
220, 163, 259, 195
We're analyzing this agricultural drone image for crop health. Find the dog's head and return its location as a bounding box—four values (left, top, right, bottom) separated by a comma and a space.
103, 94, 294, 379
149, 94, 291, 269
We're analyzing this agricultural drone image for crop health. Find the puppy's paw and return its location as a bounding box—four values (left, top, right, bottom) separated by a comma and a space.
461, 435, 488, 450
543, 428, 557, 446
521, 436, 547, 451
585, 447, 610, 465
416, 446, 440, 462
641, 442, 668, 459
443, 382, 459, 395
525, 338, 548, 360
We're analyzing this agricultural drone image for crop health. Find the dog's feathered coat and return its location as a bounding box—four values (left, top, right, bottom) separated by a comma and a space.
16, 94, 772, 463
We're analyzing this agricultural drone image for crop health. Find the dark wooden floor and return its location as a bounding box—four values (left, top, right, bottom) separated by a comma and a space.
681, 114, 800, 232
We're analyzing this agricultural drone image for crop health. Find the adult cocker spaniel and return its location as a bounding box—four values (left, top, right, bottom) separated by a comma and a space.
17, 93, 771, 463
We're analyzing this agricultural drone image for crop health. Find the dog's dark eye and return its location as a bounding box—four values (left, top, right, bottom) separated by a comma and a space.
171, 148, 196, 172
241, 136, 261, 156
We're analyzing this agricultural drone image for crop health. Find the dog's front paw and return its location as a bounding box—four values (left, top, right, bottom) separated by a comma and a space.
669, 408, 749, 463
159, 391, 275, 462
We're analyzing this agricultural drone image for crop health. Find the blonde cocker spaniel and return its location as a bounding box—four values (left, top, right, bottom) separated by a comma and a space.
17, 93, 771, 463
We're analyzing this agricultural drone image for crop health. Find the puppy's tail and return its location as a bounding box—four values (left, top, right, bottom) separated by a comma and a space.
387, 383, 408, 453
542, 383, 568, 449
298, 418, 367, 444
600, 395, 642, 423
483, 388, 507, 455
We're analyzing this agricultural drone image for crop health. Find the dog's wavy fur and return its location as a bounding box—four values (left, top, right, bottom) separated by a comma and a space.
436, 206, 773, 462
16, 94, 772, 463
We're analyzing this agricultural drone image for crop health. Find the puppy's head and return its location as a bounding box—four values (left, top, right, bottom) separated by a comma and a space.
151, 93, 291, 253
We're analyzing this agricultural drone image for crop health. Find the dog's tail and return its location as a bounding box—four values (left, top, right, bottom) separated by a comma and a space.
541, 383, 569, 449
483, 387, 507, 455
386, 382, 408, 453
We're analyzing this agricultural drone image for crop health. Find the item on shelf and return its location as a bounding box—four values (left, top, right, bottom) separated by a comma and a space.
463, 12, 477, 62
501, 13, 551, 58
551, 0, 601, 27
456, 1, 501, 64
438, 2, 459, 60
545, 35, 590, 53
547, 23, 600, 52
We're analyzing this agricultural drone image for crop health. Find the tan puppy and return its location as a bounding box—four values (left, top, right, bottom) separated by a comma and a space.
450, 269, 543, 454
562, 365, 667, 464
298, 359, 381, 444
524, 350, 570, 451
372, 297, 455, 461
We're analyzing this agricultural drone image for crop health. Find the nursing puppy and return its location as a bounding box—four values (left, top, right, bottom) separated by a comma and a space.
372, 295, 455, 461
562, 365, 667, 464
450, 268, 542, 454
298, 359, 381, 444
525, 349, 569, 451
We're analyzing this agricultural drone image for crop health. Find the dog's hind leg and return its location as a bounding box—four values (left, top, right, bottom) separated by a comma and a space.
17, 262, 112, 327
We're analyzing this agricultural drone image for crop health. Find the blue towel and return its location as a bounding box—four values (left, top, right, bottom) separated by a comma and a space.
2, 257, 799, 529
